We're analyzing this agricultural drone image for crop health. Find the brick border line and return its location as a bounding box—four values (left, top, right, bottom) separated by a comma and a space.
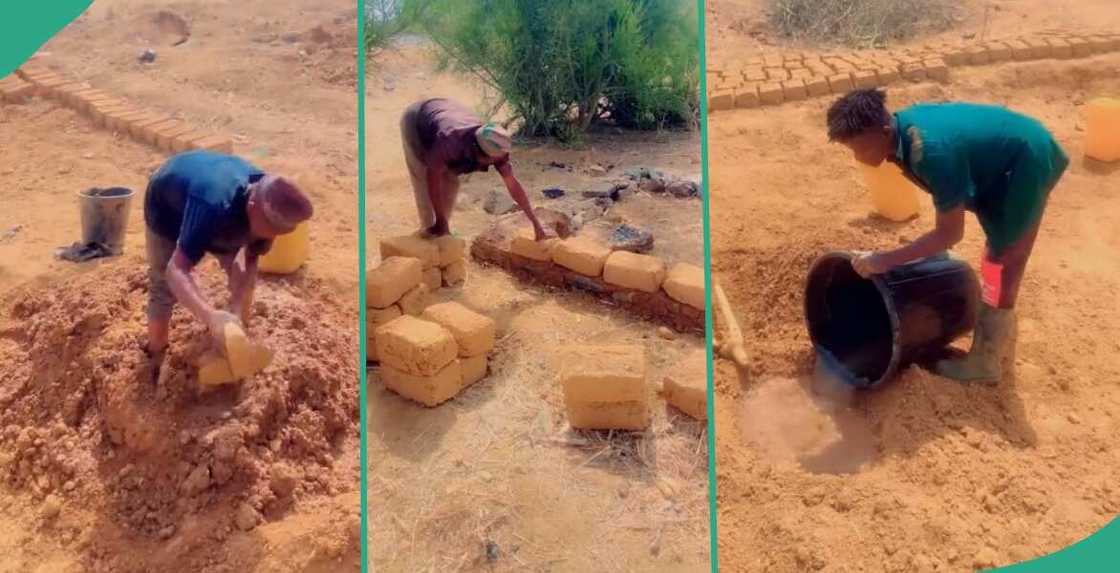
1, 64, 233, 154
708, 31, 1120, 112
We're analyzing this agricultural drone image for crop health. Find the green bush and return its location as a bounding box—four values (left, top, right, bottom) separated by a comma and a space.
768, 0, 955, 47
413, 0, 699, 138
364, 0, 432, 55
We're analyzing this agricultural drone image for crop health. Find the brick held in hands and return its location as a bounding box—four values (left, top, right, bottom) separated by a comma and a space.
421, 301, 496, 358
659, 350, 708, 421
366, 256, 423, 309
567, 401, 650, 431
381, 359, 463, 407
375, 315, 459, 377
442, 260, 467, 286
602, 251, 666, 293
510, 228, 558, 262
460, 354, 488, 389
662, 262, 705, 310
380, 235, 439, 269
551, 237, 611, 277
558, 345, 647, 404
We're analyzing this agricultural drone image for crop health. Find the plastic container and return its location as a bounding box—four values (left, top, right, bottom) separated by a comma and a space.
259, 221, 309, 274
804, 251, 980, 388
1085, 97, 1120, 162
78, 187, 134, 255
859, 161, 921, 221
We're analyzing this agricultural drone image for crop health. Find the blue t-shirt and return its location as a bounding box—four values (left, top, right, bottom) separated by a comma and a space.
143, 151, 270, 264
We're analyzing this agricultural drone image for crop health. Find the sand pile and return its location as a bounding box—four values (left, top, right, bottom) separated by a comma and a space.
0, 260, 358, 543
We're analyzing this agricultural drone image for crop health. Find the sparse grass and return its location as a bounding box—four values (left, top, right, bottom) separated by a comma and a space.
768, 0, 957, 47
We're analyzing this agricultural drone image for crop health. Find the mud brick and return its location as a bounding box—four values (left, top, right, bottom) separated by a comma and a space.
375, 315, 458, 377
442, 260, 467, 286
985, 41, 1012, 62
1003, 39, 1032, 61
1023, 38, 1053, 59
460, 354, 488, 389
762, 54, 784, 67
1068, 37, 1092, 57
567, 400, 650, 431
511, 228, 558, 262
789, 68, 813, 80
764, 67, 788, 81
662, 263, 704, 310
744, 66, 767, 82
923, 59, 949, 81
421, 301, 496, 358
91, 104, 132, 127
366, 305, 403, 362
660, 350, 708, 420
190, 135, 234, 153
708, 88, 734, 112
1047, 38, 1073, 59
381, 359, 463, 407
827, 73, 854, 93
156, 124, 196, 152
851, 70, 878, 89
105, 110, 149, 132
1095, 35, 1120, 52
731, 83, 756, 109
127, 114, 172, 139
876, 66, 900, 85
140, 119, 181, 144
757, 82, 784, 105
804, 76, 830, 97
901, 63, 927, 81
0, 78, 35, 102
433, 235, 466, 266
552, 237, 611, 276
50, 82, 89, 104
558, 345, 647, 403
744, 56, 764, 67
962, 46, 989, 65
397, 283, 431, 316
602, 251, 666, 293
72, 89, 110, 112
942, 46, 969, 66
366, 256, 422, 309
171, 131, 212, 153
774, 79, 804, 102
421, 267, 442, 291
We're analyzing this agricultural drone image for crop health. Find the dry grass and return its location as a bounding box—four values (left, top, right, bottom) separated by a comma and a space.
767, 0, 958, 47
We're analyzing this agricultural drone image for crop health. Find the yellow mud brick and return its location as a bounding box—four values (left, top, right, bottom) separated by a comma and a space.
422, 267, 442, 291
923, 59, 949, 82
659, 350, 708, 421
965, 45, 991, 65
511, 228, 558, 262
432, 235, 466, 266
805, 76, 830, 97
398, 283, 431, 316
558, 345, 647, 403
1025, 38, 1053, 59
366, 256, 423, 309
1068, 37, 1091, 57
828, 73, 853, 93
708, 88, 734, 111
552, 237, 611, 277
442, 259, 467, 286
876, 67, 900, 84
663, 262, 705, 310
985, 41, 1011, 62
852, 70, 877, 89
567, 400, 650, 431
366, 306, 403, 362
380, 234, 439, 269
781, 79, 807, 102
460, 354, 488, 389
758, 82, 784, 105
602, 251, 666, 293
375, 315, 458, 377
735, 84, 760, 109
1047, 38, 1073, 59
381, 359, 463, 407
421, 301, 496, 358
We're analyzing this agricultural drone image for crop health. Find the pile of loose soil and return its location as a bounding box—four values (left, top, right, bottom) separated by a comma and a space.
0, 258, 358, 569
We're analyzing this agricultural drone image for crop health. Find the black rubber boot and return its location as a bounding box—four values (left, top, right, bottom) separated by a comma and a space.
934, 305, 1016, 384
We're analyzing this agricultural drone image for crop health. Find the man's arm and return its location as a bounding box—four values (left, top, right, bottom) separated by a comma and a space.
857, 207, 965, 276
230, 251, 259, 325
496, 161, 548, 240
165, 249, 220, 324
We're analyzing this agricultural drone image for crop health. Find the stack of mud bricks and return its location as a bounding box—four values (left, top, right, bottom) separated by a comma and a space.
558, 345, 650, 431
369, 275, 497, 407
708, 31, 1120, 112
505, 228, 705, 333
380, 234, 468, 291
2, 64, 232, 154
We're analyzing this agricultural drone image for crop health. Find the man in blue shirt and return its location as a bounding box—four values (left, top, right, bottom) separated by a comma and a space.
143, 151, 313, 356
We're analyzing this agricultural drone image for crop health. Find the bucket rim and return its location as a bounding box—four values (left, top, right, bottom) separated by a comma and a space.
78, 186, 135, 199
804, 250, 902, 389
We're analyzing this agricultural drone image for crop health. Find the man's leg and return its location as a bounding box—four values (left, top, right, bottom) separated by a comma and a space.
145, 228, 176, 354
400, 105, 436, 231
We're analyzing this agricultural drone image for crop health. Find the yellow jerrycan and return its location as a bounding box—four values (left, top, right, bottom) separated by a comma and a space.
859, 160, 921, 222
259, 221, 310, 274
1085, 97, 1120, 162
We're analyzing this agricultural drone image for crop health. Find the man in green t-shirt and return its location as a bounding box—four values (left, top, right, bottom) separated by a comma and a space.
826, 88, 1069, 384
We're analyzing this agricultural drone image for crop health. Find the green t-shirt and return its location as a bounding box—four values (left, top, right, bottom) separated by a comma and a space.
893, 103, 1068, 254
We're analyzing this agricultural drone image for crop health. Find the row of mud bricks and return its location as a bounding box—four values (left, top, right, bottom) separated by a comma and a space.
708, 30, 1120, 112
471, 227, 706, 335
0, 63, 232, 154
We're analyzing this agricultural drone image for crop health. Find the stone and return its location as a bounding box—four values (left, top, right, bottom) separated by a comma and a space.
442, 260, 467, 286
603, 251, 666, 293
558, 345, 647, 403
366, 256, 423, 309
381, 359, 463, 407
542, 187, 565, 199
552, 237, 611, 277
461, 354, 488, 389
380, 235, 439, 269
666, 179, 699, 198
375, 315, 458, 376
397, 283, 431, 316
421, 301, 496, 358
660, 350, 708, 420
606, 224, 654, 254
663, 263, 705, 310
567, 401, 650, 431
139, 48, 157, 63
235, 502, 259, 531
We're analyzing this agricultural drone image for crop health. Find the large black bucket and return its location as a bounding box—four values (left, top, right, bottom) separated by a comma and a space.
804, 251, 981, 388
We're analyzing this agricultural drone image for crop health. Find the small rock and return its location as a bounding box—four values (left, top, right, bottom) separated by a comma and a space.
581, 189, 612, 199
608, 224, 654, 253
41, 495, 62, 520
181, 464, 210, 495
138, 49, 157, 64
235, 502, 259, 531
638, 177, 666, 194
484, 540, 500, 562
483, 191, 517, 215
973, 547, 998, 569
666, 179, 699, 198
542, 187, 565, 199
657, 327, 675, 340
589, 163, 608, 175
269, 463, 299, 497
547, 161, 567, 169
1067, 413, 1081, 425
158, 525, 175, 539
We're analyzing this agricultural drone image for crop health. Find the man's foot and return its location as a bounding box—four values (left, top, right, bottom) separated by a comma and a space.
933, 306, 1015, 384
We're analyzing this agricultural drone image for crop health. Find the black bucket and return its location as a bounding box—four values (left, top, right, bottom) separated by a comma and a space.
804, 251, 981, 388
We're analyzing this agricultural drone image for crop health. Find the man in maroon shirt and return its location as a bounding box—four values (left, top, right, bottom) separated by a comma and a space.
400, 98, 549, 240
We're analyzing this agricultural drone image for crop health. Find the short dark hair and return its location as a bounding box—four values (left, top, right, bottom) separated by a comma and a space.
827, 88, 891, 141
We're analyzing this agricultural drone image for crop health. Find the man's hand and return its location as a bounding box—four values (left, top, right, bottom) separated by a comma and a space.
533, 224, 554, 241
852, 252, 890, 278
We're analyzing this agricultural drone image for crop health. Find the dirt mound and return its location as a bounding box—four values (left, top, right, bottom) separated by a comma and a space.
0, 260, 357, 569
